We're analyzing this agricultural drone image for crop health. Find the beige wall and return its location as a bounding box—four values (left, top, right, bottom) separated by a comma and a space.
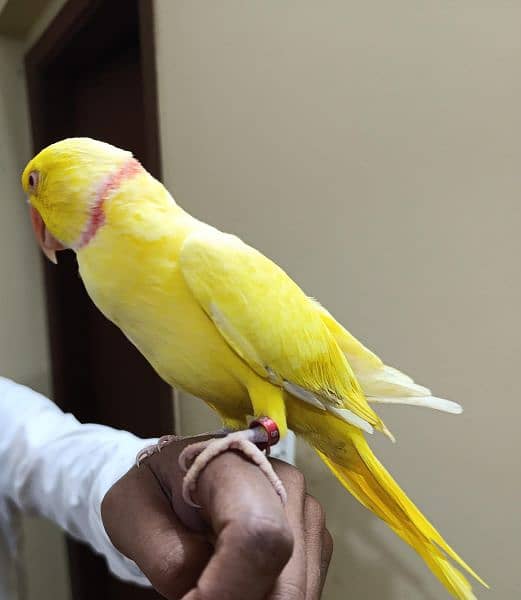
0, 42, 47, 392
155, 2, 520, 598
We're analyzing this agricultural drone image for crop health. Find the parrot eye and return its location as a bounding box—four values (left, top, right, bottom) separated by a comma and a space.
27, 170, 39, 193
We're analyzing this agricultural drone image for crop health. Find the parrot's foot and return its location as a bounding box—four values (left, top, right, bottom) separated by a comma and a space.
179, 419, 286, 508
135, 429, 232, 468
136, 435, 181, 467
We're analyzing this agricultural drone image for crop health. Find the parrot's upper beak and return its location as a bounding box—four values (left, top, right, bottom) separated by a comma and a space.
29, 205, 64, 264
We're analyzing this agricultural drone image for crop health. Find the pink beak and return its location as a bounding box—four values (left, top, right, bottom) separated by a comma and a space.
29, 206, 65, 264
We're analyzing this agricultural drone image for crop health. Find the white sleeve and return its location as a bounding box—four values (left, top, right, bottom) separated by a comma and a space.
0, 376, 156, 587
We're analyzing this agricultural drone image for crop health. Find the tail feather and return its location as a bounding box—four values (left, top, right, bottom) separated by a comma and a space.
314, 302, 463, 415
314, 434, 487, 599
368, 395, 463, 414
356, 440, 486, 586
357, 365, 463, 414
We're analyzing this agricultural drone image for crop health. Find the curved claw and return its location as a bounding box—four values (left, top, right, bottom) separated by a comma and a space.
135, 445, 157, 467
178, 440, 213, 473
182, 480, 203, 508
156, 434, 177, 452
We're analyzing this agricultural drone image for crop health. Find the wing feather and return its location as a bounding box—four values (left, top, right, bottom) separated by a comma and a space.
179, 227, 382, 431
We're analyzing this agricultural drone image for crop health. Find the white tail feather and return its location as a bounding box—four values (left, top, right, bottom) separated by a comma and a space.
367, 395, 463, 414
357, 365, 430, 397
355, 365, 462, 415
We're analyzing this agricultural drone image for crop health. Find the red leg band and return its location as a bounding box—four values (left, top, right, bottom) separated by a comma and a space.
249, 417, 280, 451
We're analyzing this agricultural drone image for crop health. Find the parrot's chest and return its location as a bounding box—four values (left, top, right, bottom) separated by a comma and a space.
76, 242, 251, 410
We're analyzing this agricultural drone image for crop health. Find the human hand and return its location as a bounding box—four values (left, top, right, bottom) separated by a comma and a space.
101, 436, 332, 599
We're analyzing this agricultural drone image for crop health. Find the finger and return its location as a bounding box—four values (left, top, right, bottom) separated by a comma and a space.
268, 461, 307, 600
102, 465, 211, 600
319, 528, 334, 597
181, 451, 294, 600
302, 495, 329, 600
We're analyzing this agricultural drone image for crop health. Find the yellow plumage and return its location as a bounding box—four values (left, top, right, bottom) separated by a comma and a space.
22, 138, 487, 599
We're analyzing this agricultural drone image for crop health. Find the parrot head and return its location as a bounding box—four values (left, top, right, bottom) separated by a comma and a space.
22, 137, 133, 263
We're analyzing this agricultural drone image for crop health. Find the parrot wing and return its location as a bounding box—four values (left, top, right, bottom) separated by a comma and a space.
311, 300, 384, 371
179, 227, 384, 434
314, 301, 462, 414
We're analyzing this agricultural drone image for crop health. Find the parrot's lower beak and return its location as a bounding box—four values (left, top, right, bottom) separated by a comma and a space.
29, 205, 64, 264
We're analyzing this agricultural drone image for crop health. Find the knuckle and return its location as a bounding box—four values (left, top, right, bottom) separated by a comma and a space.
142, 535, 208, 599
229, 514, 294, 567
146, 547, 186, 599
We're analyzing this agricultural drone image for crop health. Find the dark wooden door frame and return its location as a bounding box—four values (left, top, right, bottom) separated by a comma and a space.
25, 1, 172, 599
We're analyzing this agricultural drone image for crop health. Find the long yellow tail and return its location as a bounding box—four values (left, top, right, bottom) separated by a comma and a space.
312, 430, 488, 599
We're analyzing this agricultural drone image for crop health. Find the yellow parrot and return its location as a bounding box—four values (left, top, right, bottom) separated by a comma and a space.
22, 138, 486, 599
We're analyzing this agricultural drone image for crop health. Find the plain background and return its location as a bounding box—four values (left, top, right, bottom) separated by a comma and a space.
0, 1, 519, 598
